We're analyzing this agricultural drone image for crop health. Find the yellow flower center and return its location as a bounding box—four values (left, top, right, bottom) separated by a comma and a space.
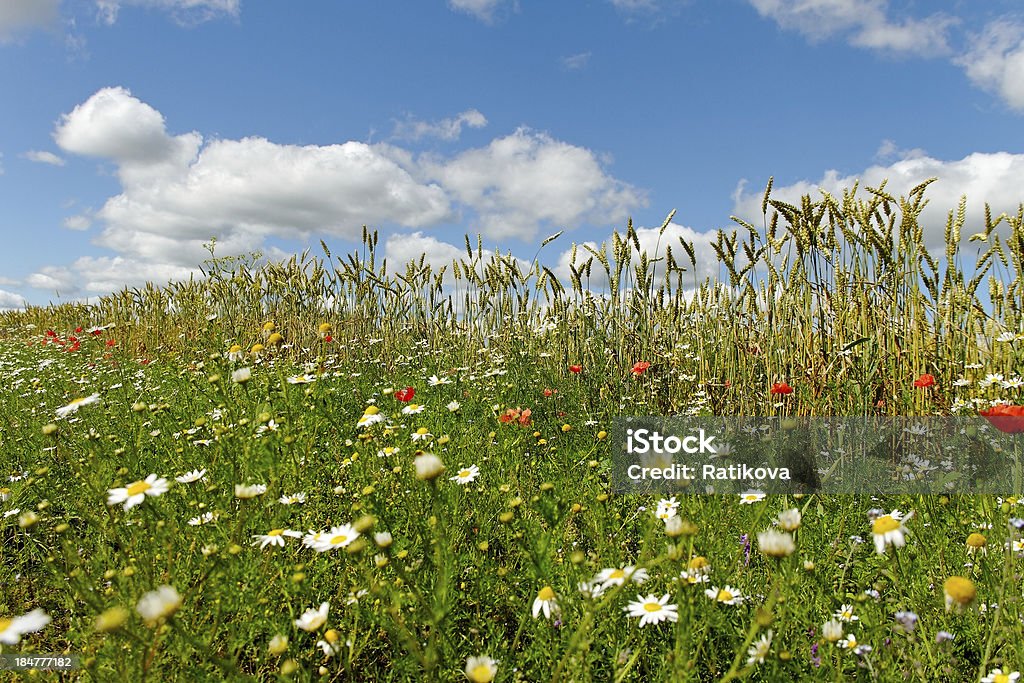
537, 586, 555, 601
609, 569, 625, 580
717, 590, 733, 602
331, 534, 349, 545
126, 480, 151, 497
643, 602, 661, 612
873, 515, 900, 534
966, 533, 987, 548
268, 529, 284, 536
468, 664, 494, 683
459, 469, 472, 478
324, 629, 339, 643
416, 427, 429, 435
994, 674, 1010, 683
364, 406, 380, 415
228, 345, 242, 353
689, 556, 709, 570
0, 618, 11, 633
944, 576, 976, 604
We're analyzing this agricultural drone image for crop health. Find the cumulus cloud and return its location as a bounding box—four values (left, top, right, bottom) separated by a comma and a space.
38, 86, 642, 298
747, 0, 955, 57
94, 0, 240, 25
419, 128, 645, 240
555, 221, 720, 291
392, 109, 488, 141
956, 20, 1024, 112
447, 0, 510, 23
0, 0, 59, 42
0, 288, 26, 309
23, 150, 66, 166
731, 150, 1024, 251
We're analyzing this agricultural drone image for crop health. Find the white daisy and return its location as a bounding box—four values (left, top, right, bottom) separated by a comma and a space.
252, 528, 302, 549
56, 393, 100, 418
294, 602, 329, 632
175, 469, 206, 484
871, 509, 911, 555
107, 474, 170, 510
746, 629, 773, 665
279, 492, 306, 505
705, 585, 744, 605
532, 586, 560, 620
624, 593, 678, 627
136, 585, 182, 627
234, 483, 267, 499
450, 464, 480, 484
0, 608, 50, 645
594, 566, 649, 587
311, 524, 360, 552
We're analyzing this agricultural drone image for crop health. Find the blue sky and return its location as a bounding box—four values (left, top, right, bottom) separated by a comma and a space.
1, 0, 1022, 307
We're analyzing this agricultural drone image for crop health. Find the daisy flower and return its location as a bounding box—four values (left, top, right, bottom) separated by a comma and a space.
286, 374, 316, 384
838, 633, 860, 650
311, 524, 360, 552
411, 427, 433, 442
136, 585, 182, 627
595, 566, 649, 587
227, 344, 244, 362
624, 593, 678, 627
705, 585, 744, 605
56, 393, 100, 418
578, 580, 607, 599
357, 409, 385, 429
107, 474, 170, 510
316, 629, 344, 658
446, 400, 461, 412
279, 492, 306, 505
757, 529, 795, 558
746, 629, 773, 665
428, 375, 451, 386
532, 586, 560, 620
231, 367, 252, 383
464, 655, 499, 682
655, 496, 678, 520
175, 469, 206, 484
777, 507, 801, 531
414, 453, 445, 480
821, 619, 844, 643
252, 528, 302, 549
188, 512, 218, 526
401, 403, 426, 415
294, 602, 329, 632
981, 669, 1021, 683
450, 464, 480, 484
834, 604, 859, 622
871, 509, 911, 555
943, 576, 976, 612
234, 483, 267, 499
739, 490, 766, 504
0, 608, 50, 645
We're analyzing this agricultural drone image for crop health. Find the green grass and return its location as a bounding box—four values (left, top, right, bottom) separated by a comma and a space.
1, 180, 1023, 681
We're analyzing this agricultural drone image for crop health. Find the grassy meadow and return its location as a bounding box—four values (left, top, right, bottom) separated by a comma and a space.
2, 180, 1024, 681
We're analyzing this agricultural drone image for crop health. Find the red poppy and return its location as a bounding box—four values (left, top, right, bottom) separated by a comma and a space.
75, 326, 83, 333
106, 339, 116, 347
569, 365, 582, 374
45, 329, 56, 337
323, 335, 333, 343
913, 374, 936, 388
770, 382, 793, 395
394, 387, 415, 402
631, 361, 651, 376
91, 329, 102, 336
543, 388, 557, 398
979, 404, 1024, 434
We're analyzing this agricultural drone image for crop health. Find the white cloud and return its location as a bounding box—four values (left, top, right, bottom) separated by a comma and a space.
63, 215, 92, 231
956, 20, 1024, 112
731, 150, 1024, 251
0, 276, 18, 286
561, 51, 592, 71
95, 0, 240, 25
0, 0, 59, 42
0, 288, 25, 308
420, 127, 646, 240
44, 87, 643, 299
23, 150, 66, 166
448, 0, 510, 23
748, 0, 955, 57
53, 87, 452, 270
392, 109, 488, 141
555, 221, 720, 291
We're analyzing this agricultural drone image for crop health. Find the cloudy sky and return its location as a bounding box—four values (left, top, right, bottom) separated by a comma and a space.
1, 0, 1022, 307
